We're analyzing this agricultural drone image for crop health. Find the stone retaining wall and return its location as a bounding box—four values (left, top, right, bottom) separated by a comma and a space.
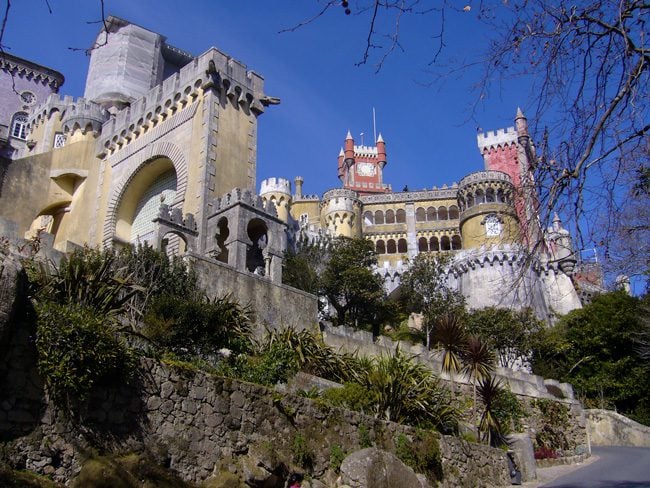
586, 409, 650, 447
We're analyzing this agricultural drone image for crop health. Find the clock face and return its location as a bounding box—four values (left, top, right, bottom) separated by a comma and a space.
356, 162, 376, 177
485, 215, 502, 237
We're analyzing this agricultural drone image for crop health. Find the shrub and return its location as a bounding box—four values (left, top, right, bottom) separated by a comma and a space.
35, 301, 135, 405
329, 445, 346, 472
358, 423, 373, 448
531, 399, 570, 451
492, 387, 526, 434
534, 446, 559, 460
143, 294, 252, 358
394, 431, 442, 482
320, 383, 374, 413
292, 434, 313, 469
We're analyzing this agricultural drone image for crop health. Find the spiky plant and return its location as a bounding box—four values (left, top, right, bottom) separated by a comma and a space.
462, 335, 495, 423
433, 314, 467, 395
477, 375, 504, 446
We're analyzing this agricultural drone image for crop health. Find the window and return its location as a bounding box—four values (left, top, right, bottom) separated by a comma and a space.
418, 237, 428, 252
441, 236, 451, 251
11, 112, 28, 140
385, 209, 395, 224
452, 235, 462, 250
448, 205, 459, 219
374, 210, 385, 224
397, 238, 407, 253
54, 132, 66, 149
387, 239, 397, 254
363, 211, 374, 225
415, 207, 426, 222
396, 209, 406, 223
438, 206, 448, 220
376, 240, 386, 254
430, 236, 439, 251
427, 206, 437, 221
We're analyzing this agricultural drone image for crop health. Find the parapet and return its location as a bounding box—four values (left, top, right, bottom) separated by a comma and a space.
458, 170, 513, 189
210, 188, 278, 218
260, 177, 291, 196
477, 126, 517, 152
98, 47, 269, 157
27, 94, 110, 136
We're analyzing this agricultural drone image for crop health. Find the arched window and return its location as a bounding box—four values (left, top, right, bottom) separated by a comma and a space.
376, 239, 386, 254
387, 239, 397, 254
441, 235, 451, 251
363, 211, 374, 225
486, 188, 496, 203
396, 209, 406, 223
415, 207, 426, 222
451, 235, 462, 250
430, 236, 439, 252
438, 206, 448, 220
427, 206, 437, 221
448, 205, 459, 219
467, 194, 475, 208
497, 189, 506, 203
397, 238, 407, 253
418, 237, 429, 252
475, 189, 485, 204
385, 209, 395, 224
374, 210, 385, 224
11, 112, 28, 140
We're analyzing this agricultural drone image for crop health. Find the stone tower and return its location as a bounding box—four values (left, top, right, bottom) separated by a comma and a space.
260, 177, 292, 223
457, 170, 519, 249
477, 109, 541, 248
319, 188, 362, 237
337, 131, 390, 195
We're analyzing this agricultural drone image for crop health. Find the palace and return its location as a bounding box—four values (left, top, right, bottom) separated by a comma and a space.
0, 16, 589, 324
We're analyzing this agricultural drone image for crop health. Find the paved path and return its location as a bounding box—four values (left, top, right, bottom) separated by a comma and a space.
525, 446, 650, 488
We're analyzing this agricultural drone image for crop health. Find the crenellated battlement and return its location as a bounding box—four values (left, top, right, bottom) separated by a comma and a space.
98, 47, 269, 155
360, 184, 458, 204
260, 177, 291, 196
210, 188, 278, 218
27, 94, 110, 138
353, 145, 378, 157
477, 126, 517, 152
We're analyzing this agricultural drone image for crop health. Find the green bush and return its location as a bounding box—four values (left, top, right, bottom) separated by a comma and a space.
35, 301, 135, 404
143, 294, 251, 358
320, 383, 374, 413
531, 399, 570, 451
492, 387, 526, 434
394, 431, 442, 482
329, 445, 346, 472
292, 434, 313, 469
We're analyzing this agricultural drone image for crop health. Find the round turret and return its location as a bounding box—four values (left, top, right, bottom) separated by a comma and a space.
457, 170, 519, 249
260, 177, 292, 223
320, 188, 362, 237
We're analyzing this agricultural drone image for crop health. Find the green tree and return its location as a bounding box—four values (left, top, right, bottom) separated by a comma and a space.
432, 313, 466, 396
465, 307, 543, 369
321, 237, 386, 330
282, 236, 331, 294
399, 253, 465, 349
531, 291, 650, 424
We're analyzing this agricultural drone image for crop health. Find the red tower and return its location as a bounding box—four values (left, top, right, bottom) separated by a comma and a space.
337, 131, 391, 195
477, 108, 542, 248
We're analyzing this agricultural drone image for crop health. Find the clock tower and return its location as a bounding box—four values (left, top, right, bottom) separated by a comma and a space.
337, 131, 391, 195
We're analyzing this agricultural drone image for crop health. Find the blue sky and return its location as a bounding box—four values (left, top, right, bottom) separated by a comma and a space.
3, 0, 530, 196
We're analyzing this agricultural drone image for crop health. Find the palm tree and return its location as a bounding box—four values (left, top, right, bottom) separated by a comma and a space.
461, 335, 495, 424
433, 313, 466, 396
477, 375, 504, 446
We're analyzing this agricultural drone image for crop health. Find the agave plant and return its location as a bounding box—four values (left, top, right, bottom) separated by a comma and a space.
477, 375, 504, 446
356, 348, 458, 430
461, 335, 495, 423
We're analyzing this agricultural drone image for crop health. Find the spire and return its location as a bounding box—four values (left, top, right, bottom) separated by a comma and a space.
552, 212, 562, 232
376, 133, 384, 143
339, 148, 344, 157
346, 130, 353, 140
515, 107, 529, 138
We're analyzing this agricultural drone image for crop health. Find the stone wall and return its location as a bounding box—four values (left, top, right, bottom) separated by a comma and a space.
1, 351, 510, 487
190, 253, 319, 334
586, 409, 650, 447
